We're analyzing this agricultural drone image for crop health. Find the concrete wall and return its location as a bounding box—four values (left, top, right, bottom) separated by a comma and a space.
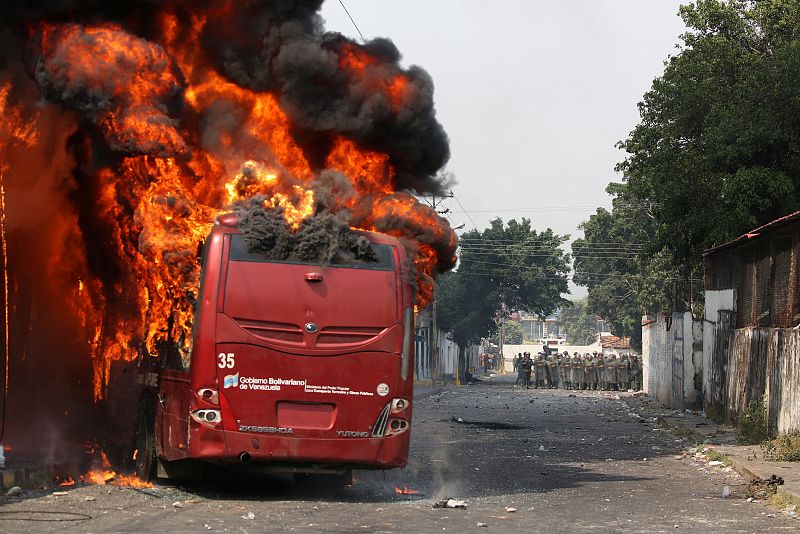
642, 312, 703, 409
414, 329, 479, 382
694, 288, 800, 434
715, 328, 800, 434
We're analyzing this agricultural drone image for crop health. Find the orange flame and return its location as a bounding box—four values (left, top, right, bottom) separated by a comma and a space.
394, 485, 419, 495
10, 8, 457, 403
81, 469, 153, 488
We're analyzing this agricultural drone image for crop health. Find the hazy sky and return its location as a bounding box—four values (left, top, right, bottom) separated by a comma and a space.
321, 0, 687, 296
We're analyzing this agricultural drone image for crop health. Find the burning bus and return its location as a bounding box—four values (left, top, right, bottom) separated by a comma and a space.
0, 1, 457, 482
134, 208, 417, 484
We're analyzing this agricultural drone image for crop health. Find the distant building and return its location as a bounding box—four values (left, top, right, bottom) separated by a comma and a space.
518, 309, 607, 344
518, 313, 563, 341
600, 335, 631, 355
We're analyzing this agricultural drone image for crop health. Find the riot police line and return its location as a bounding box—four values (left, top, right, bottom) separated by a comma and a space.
512, 350, 643, 391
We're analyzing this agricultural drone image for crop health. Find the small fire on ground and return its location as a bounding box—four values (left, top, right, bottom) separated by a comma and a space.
394, 485, 419, 495
53, 447, 153, 489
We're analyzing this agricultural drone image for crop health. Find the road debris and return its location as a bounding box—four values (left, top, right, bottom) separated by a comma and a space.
477, 522, 488, 527
5, 486, 22, 497
172, 501, 184, 508
746, 475, 784, 500
434, 498, 467, 509
505, 507, 517, 513
242, 512, 255, 520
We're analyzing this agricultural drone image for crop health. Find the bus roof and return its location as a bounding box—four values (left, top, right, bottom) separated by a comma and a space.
215, 213, 403, 247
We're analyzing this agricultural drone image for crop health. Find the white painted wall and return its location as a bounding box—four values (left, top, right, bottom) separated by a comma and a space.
642, 312, 703, 409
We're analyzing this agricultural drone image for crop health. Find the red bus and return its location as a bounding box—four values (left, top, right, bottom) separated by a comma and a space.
133, 213, 415, 485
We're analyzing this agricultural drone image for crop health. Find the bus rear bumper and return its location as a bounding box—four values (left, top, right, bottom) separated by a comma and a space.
188, 426, 410, 469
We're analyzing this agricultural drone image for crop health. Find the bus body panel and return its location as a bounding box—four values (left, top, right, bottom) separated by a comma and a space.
155, 224, 415, 471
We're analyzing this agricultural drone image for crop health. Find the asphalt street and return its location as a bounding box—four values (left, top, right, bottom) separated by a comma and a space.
1, 376, 795, 533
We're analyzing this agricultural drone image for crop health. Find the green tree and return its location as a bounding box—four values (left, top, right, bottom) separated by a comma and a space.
572, 183, 678, 350
576, 0, 800, 348
491, 320, 524, 345
504, 320, 524, 344
619, 0, 800, 270
436, 218, 570, 377
561, 298, 600, 346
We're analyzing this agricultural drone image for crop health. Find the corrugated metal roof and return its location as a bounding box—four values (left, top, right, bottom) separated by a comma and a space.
703, 210, 800, 256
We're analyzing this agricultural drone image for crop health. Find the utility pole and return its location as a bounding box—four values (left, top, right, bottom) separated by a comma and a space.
420, 192, 453, 384
430, 297, 439, 383
498, 318, 505, 373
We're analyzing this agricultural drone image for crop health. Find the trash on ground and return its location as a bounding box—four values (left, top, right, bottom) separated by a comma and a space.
172, 501, 184, 508
5, 486, 22, 497
434, 498, 467, 509
722, 485, 731, 498
708, 460, 724, 467
747, 474, 784, 500
477, 522, 488, 527
505, 507, 517, 513
242, 512, 255, 520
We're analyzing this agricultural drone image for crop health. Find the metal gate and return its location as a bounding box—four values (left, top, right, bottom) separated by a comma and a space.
710, 310, 733, 418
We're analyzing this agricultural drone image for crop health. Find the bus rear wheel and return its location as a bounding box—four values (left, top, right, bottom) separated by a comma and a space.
134, 412, 157, 482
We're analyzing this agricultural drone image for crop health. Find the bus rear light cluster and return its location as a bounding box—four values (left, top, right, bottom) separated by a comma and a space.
196, 388, 219, 405
191, 409, 222, 428
391, 398, 409, 414
386, 418, 409, 436
371, 403, 391, 437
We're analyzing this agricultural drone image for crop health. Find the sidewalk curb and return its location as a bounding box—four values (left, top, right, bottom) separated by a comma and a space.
710, 445, 800, 505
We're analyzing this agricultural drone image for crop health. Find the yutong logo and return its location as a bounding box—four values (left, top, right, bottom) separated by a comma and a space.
337, 430, 369, 438
239, 425, 294, 434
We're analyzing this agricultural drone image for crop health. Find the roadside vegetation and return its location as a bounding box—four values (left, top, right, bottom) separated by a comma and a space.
736, 395, 800, 462
436, 219, 571, 377
738, 397, 770, 445
574, 0, 800, 348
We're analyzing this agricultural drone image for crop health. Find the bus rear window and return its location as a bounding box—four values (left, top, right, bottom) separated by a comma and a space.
228, 234, 395, 271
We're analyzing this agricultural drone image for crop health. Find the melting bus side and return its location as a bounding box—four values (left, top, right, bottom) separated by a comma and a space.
138, 217, 415, 480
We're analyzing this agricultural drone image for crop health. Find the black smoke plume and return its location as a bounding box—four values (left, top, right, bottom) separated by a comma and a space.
234, 198, 377, 266
0, 0, 456, 472
4, 0, 451, 193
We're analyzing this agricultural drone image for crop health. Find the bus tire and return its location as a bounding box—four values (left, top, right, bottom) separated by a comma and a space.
134, 412, 157, 481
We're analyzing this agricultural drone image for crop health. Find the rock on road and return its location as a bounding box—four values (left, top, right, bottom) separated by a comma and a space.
1, 376, 795, 533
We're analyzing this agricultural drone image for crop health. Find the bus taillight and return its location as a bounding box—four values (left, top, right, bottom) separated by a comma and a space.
391, 398, 409, 414
196, 388, 219, 406
191, 409, 222, 429
386, 418, 409, 436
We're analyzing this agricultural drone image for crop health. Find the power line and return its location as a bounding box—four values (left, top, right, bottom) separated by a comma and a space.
450, 205, 656, 214
459, 239, 647, 246
459, 247, 645, 255
451, 192, 478, 230
337, 0, 365, 41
